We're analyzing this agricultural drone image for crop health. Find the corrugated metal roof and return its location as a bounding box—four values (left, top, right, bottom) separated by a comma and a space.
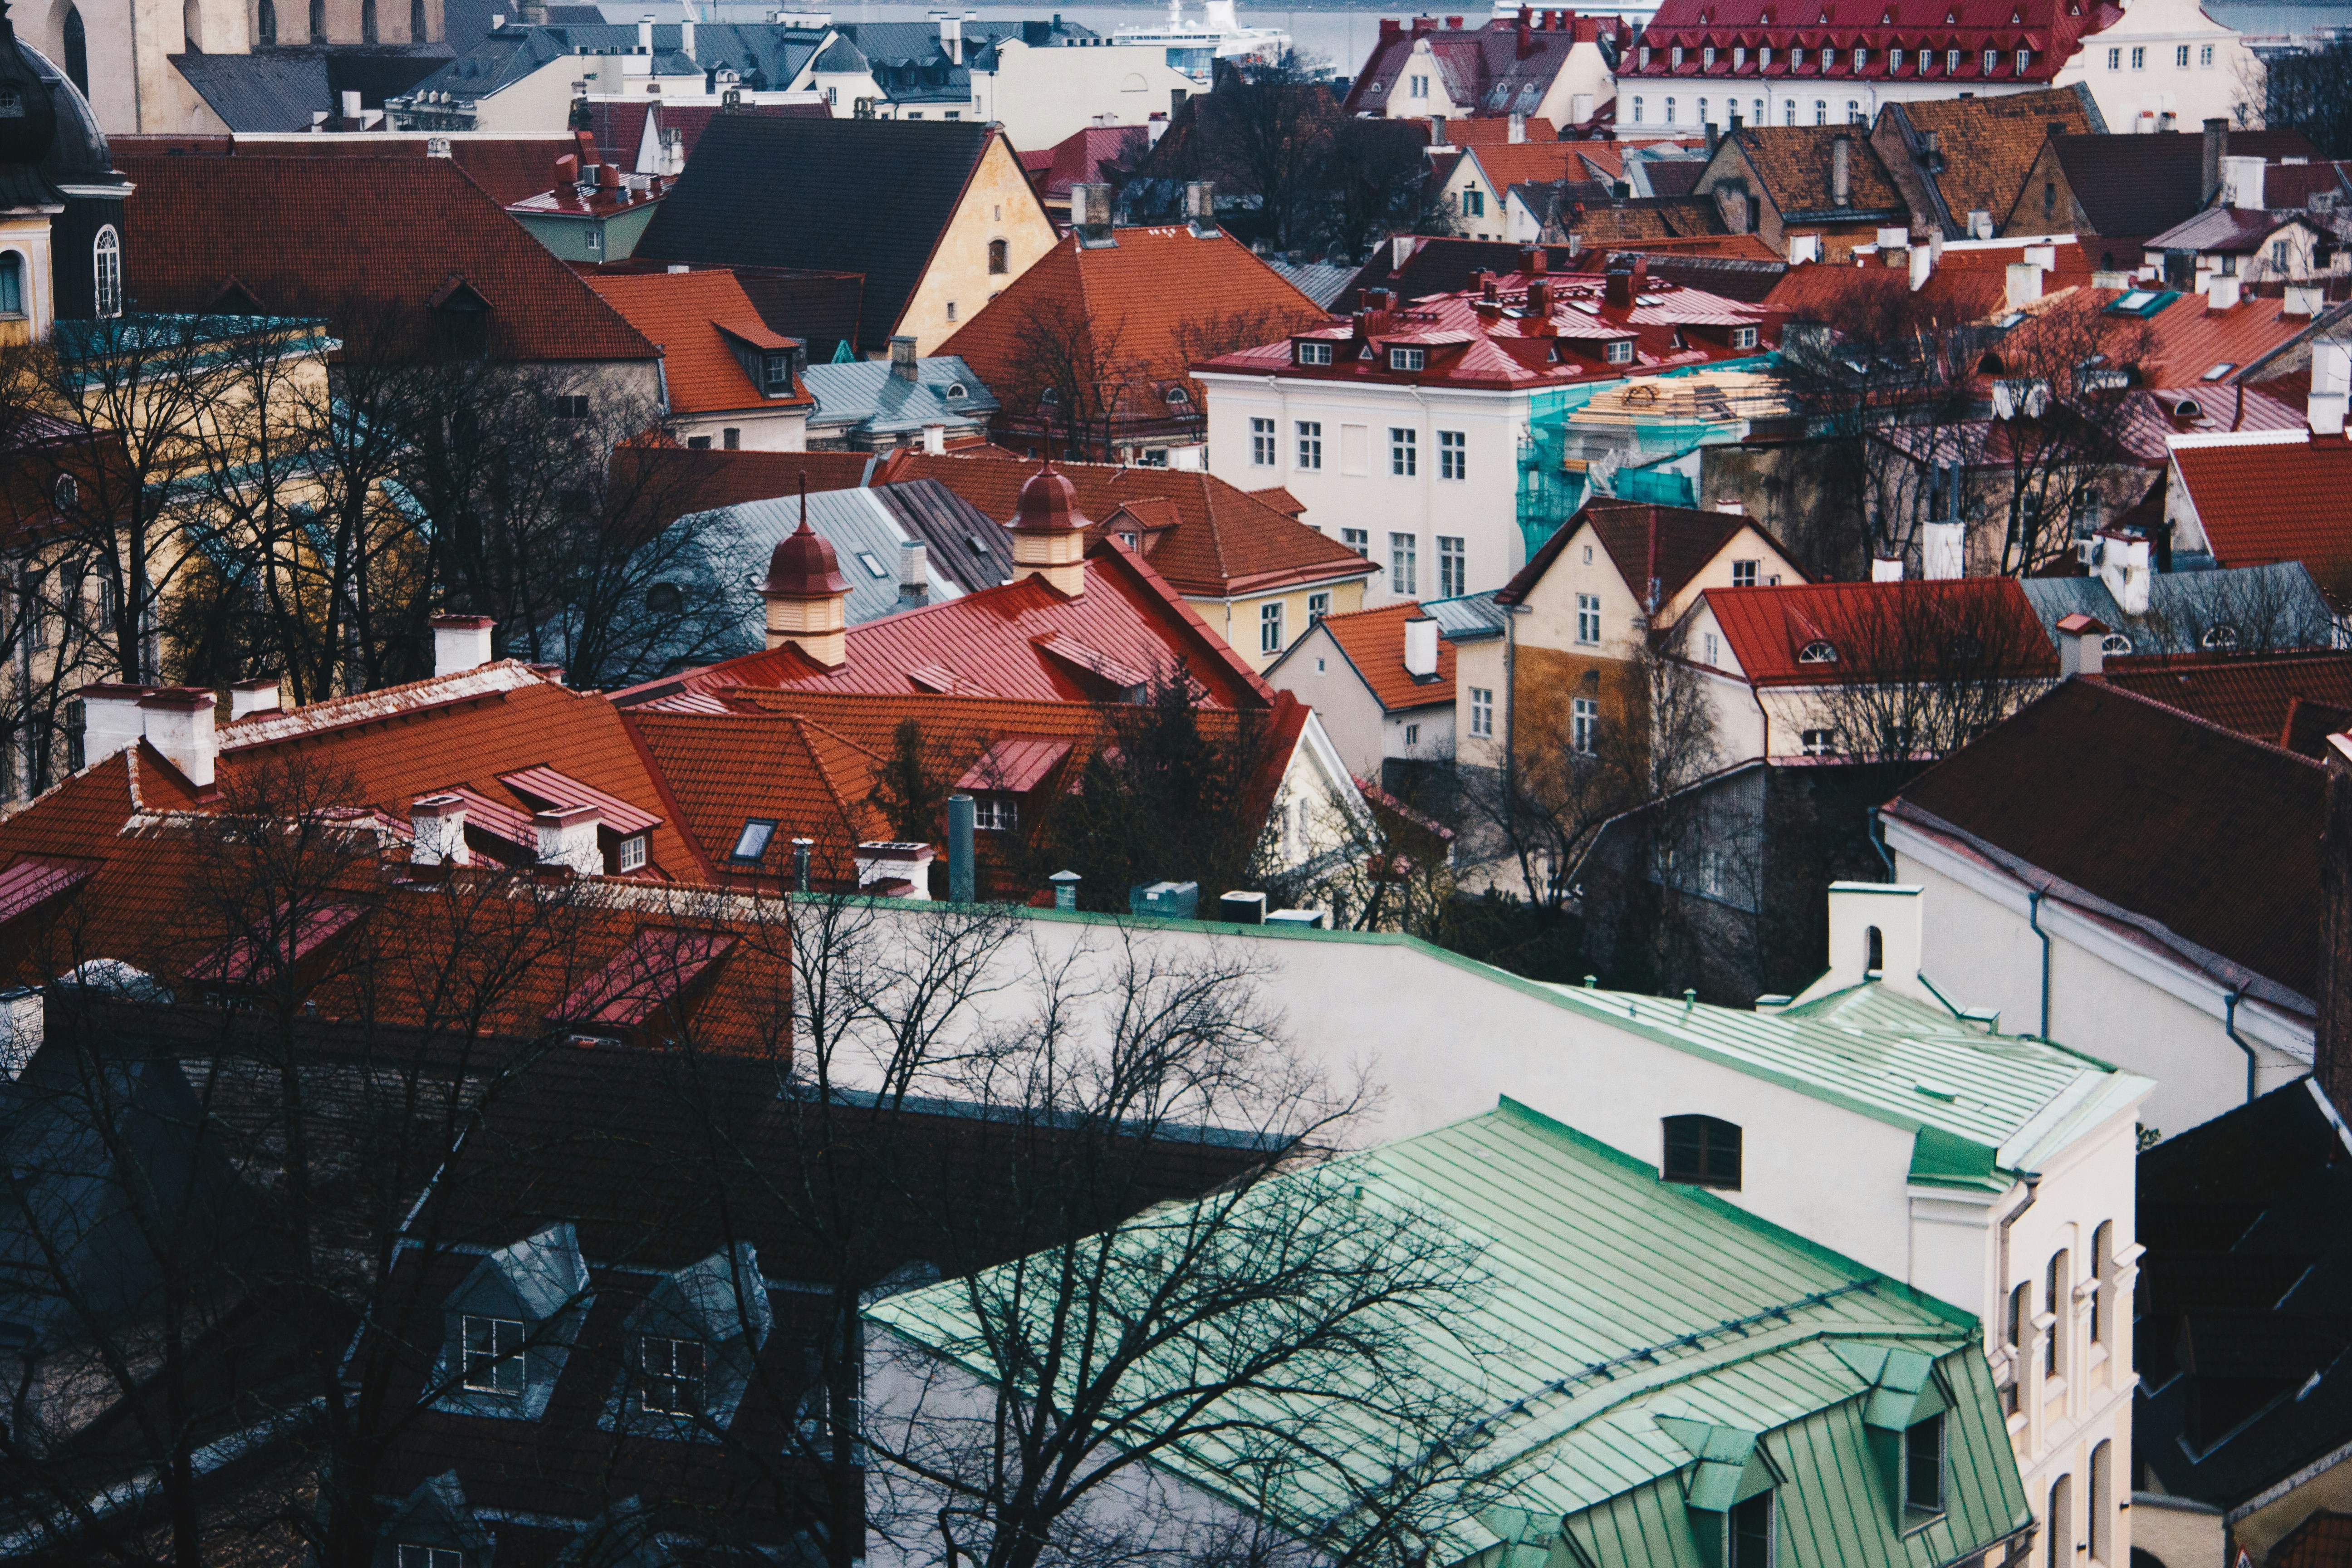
693, 485, 960, 628
2019, 562, 2337, 658
1423, 589, 1508, 642
872, 477, 1015, 596
955, 735, 1070, 793
499, 765, 662, 836
870, 1101, 2030, 1568
801, 355, 999, 441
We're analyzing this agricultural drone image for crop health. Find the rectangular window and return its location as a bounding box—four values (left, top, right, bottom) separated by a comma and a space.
1729, 1494, 1772, 1568
973, 795, 1017, 832
1732, 326, 1759, 349
1389, 533, 1417, 595
2201, 42, 2214, 65
1667, 96, 1677, 124
2273, 239, 2291, 270
2131, 45, 2145, 68
553, 393, 590, 419
1410, 73, 1429, 97
1815, 98, 1827, 123
639, 1336, 704, 1415
1633, 95, 1645, 122
1438, 429, 1466, 480
1606, 338, 1635, 365
1572, 695, 1599, 754
1388, 347, 1426, 372
1437, 536, 1465, 598
1295, 421, 1323, 470
767, 355, 792, 390
1390, 426, 1417, 475
731, 819, 777, 863
1783, 98, 1795, 123
1732, 559, 1758, 587
1342, 527, 1369, 557
946, 302, 958, 321
461, 1315, 525, 1396
1465, 187, 1486, 217
2106, 46, 2120, 68
722, 427, 741, 450
2018, 47, 2030, 71
686, 436, 712, 450
1260, 600, 1284, 654
616, 834, 647, 872
1575, 592, 1601, 645
1250, 416, 1275, 466
1802, 728, 1838, 756
1296, 341, 1334, 366
1308, 590, 1329, 619
2176, 43, 2190, 66
399, 1549, 464, 1568
1404, 722, 1420, 745
2045, 1250, 2069, 1376
1905, 1414, 1945, 1514
1983, 47, 1996, 71
1470, 686, 1493, 737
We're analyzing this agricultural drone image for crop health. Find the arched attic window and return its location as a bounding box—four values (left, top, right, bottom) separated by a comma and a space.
1797, 638, 1836, 662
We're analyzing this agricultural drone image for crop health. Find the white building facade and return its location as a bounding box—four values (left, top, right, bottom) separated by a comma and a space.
2051, 0, 2262, 133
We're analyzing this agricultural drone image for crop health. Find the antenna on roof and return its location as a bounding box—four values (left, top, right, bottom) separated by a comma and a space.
798, 470, 808, 532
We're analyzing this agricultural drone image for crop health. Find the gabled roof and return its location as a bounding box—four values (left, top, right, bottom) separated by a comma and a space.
873, 1098, 2025, 1568
1886, 678, 2321, 1001
2171, 431, 2352, 567
869, 452, 1372, 600
1341, 17, 1619, 119
586, 99, 828, 176
2017, 562, 2338, 660
1500, 498, 1797, 608
2149, 205, 2328, 255
935, 226, 1332, 417
1715, 124, 1907, 220
634, 117, 1007, 349
583, 269, 812, 415
169, 45, 451, 132
1456, 140, 1605, 198
799, 355, 998, 441
117, 154, 657, 363
1703, 578, 2057, 686
1884, 86, 2102, 235
1275, 600, 1456, 714
2100, 650, 2352, 749
1035, 123, 1148, 201
2046, 131, 2323, 239
615, 539, 1273, 712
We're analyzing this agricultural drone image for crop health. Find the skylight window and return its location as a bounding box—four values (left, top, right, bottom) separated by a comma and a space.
731, 819, 777, 862
2200, 362, 2236, 381
856, 551, 888, 578
2115, 290, 2156, 310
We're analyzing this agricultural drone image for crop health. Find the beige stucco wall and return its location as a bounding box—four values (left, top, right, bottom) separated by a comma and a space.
2128, 1494, 2225, 1568
2230, 1458, 2352, 1564
968, 40, 1196, 155
2053, 0, 2261, 132
892, 133, 1058, 355
1189, 575, 1369, 673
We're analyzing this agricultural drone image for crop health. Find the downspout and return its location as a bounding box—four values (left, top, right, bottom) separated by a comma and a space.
2224, 981, 2259, 1105
1867, 805, 1895, 878
1994, 1173, 2042, 1374
2027, 887, 2051, 1039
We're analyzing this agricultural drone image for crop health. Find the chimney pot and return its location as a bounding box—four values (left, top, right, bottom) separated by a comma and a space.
410, 794, 472, 866
1049, 868, 1081, 909
431, 614, 496, 676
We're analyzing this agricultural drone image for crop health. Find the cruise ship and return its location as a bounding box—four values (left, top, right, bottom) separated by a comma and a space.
1113, 0, 1296, 80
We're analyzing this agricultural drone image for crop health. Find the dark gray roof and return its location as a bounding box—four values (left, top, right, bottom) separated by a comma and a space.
410, 22, 823, 102
1266, 260, 1357, 310
696, 484, 958, 630
871, 477, 1014, 595
802, 355, 998, 441
635, 116, 999, 349
1422, 588, 1506, 643
24, 44, 118, 188
171, 45, 451, 132
2019, 562, 2338, 657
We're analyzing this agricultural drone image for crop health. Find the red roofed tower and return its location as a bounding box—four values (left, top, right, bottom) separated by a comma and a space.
1010, 463, 1089, 598
762, 477, 851, 667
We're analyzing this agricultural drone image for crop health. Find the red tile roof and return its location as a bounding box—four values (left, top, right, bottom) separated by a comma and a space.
616, 540, 1273, 712
1417, 115, 1562, 147
936, 226, 1333, 423
1304, 601, 1456, 713
2171, 432, 2352, 568
1458, 142, 1608, 198
1037, 124, 1149, 200
1500, 498, 1803, 607
2100, 651, 2352, 746
118, 155, 658, 363
1888, 677, 2321, 1000
582, 268, 812, 415
1991, 283, 2345, 391
1704, 577, 2057, 686
1343, 16, 1626, 118
873, 452, 1373, 598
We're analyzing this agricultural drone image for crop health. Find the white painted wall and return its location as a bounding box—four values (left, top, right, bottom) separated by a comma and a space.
1265, 620, 1388, 778
672, 407, 809, 452
966, 39, 1197, 153
2052, 0, 2262, 133
1198, 371, 1532, 608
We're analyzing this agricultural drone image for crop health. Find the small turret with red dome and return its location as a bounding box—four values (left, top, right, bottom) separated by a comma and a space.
759, 474, 850, 666
1012, 463, 1088, 534
764, 514, 850, 598
1009, 461, 1091, 597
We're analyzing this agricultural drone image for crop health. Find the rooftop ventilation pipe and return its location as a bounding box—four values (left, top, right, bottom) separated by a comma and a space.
947, 794, 975, 902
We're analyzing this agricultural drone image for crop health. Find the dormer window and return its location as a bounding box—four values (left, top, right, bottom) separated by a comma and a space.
437, 1223, 592, 1421
1297, 341, 1334, 366
1389, 346, 1426, 371
1671, 44, 1685, 65
1164, 385, 1190, 405
1702, 45, 1716, 66
616, 833, 647, 872
398, 1549, 463, 1568
764, 354, 792, 391
1732, 326, 1759, 348
1640, 44, 1651, 65
638, 1336, 704, 1414
1905, 1413, 1946, 1515
1605, 339, 1634, 364
974, 795, 1018, 831
608, 1244, 772, 1439
1798, 639, 1837, 662
461, 1315, 525, 1396
946, 382, 967, 398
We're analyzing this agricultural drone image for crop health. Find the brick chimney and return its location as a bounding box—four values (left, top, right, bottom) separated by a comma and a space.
1009, 463, 1090, 596
2202, 117, 2228, 205
763, 477, 851, 665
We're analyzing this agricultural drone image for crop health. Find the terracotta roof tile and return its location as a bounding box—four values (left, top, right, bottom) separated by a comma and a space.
118, 155, 657, 363
1705, 577, 2057, 685
1419, 115, 1561, 147
1887, 88, 2099, 233
2100, 651, 2352, 745
583, 269, 812, 415
1460, 142, 1605, 196
1308, 600, 1456, 713
2171, 432, 2352, 567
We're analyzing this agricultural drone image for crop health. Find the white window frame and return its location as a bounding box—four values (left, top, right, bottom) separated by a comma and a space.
1732, 559, 1759, 587
1571, 696, 1599, 754
1437, 535, 1465, 597
1390, 426, 1417, 475
1260, 599, 1285, 654
1438, 429, 1466, 480
1389, 533, 1418, 595
1297, 341, 1334, 366
1342, 527, 1369, 557
974, 794, 1018, 832
1388, 346, 1426, 372
461, 1314, 525, 1396
639, 1334, 704, 1415
1606, 338, 1634, 364
94, 225, 122, 319
616, 833, 647, 872
1469, 686, 1494, 736
1250, 416, 1275, 466
1296, 421, 1323, 470
1575, 592, 1602, 645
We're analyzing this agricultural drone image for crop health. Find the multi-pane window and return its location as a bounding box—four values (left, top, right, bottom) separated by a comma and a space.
1802, 728, 1837, 756
1390, 427, 1417, 475
1464, 187, 1486, 217
1438, 429, 1466, 480
639, 1336, 704, 1415
94, 226, 122, 319
974, 795, 1018, 831
1729, 1493, 1772, 1568
399, 1548, 464, 1568
1250, 416, 1275, 466
1342, 528, 1369, 557
1404, 723, 1420, 745
1571, 696, 1599, 754
2106, 45, 2120, 68
1662, 1113, 1740, 1187
1388, 347, 1425, 372
2201, 43, 2214, 65
1437, 535, 1465, 598
2130, 45, 2145, 68
1782, 98, 1795, 123
1904, 1414, 1945, 1514
1308, 591, 1329, 620
1469, 686, 1493, 737
461, 1315, 524, 1396
1632, 95, 1645, 122
1575, 592, 1601, 645
1296, 421, 1323, 470
2273, 239, 2291, 271
1814, 98, 1827, 123
1983, 47, 1996, 71
1732, 559, 1758, 587
1260, 600, 1284, 655
1733, 326, 1759, 349
616, 834, 647, 872
1389, 533, 1417, 595
2017, 48, 2030, 71
1297, 341, 1334, 365
1606, 338, 1634, 365
2176, 43, 2190, 66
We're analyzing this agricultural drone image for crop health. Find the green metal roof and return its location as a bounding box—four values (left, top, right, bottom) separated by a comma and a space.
867, 1100, 2031, 1568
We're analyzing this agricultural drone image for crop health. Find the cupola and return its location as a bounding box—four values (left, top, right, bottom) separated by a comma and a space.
1009, 463, 1089, 598
761, 477, 850, 666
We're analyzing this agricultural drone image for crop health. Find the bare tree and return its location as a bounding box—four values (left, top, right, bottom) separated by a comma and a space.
1198, 53, 1341, 254
1804, 583, 2056, 761
2243, 37, 2344, 152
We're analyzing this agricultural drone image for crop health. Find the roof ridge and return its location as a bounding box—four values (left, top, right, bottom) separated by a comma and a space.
2083, 673, 2328, 769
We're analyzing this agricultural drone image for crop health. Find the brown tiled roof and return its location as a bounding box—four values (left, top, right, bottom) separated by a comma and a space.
933, 226, 1332, 421
2273, 1510, 2352, 1568
112, 134, 581, 206
1706, 578, 2056, 686
118, 155, 657, 363
1723, 126, 1906, 218
1304, 601, 1455, 713
1460, 142, 1602, 196
1499, 498, 1802, 608
1419, 115, 1561, 147
2100, 651, 2352, 746
1888, 87, 2098, 234
1887, 678, 2321, 999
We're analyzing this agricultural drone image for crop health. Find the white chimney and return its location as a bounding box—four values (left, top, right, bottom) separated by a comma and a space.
1875, 225, 1908, 249
1967, 210, 1994, 239
2206, 274, 2242, 310
534, 804, 603, 874
938, 11, 962, 64
2286, 284, 2325, 318
340, 89, 362, 119
1508, 111, 1527, 143
2313, 337, 2350, 433
1922, 519, 1964, 580
681, 15, 696, 58
2220, 153, 2265, 209
410, 794, 472, 866
922, 422, 946, 454
2096, 531, 2151, 617
2005, 262, 2043, 310
1871, 554, 1905, 582
2056, 612, 2107, 677
228, 676, 282, 720
1908, 244, 1932, 291
1823, 881, 1928, 1000
432, 614, 495, 676
1787, 233, 1821, 265
1715, 495, 1744, 514
139, 688, 217, 789
638, 13, 655, 50
76, 684, 152, 767
899, 539, 931, 605
1403, 616, 1440, 678
2024, 242, 2058, 270
855, 840, 936, 898
2312, 391, 2347, 436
